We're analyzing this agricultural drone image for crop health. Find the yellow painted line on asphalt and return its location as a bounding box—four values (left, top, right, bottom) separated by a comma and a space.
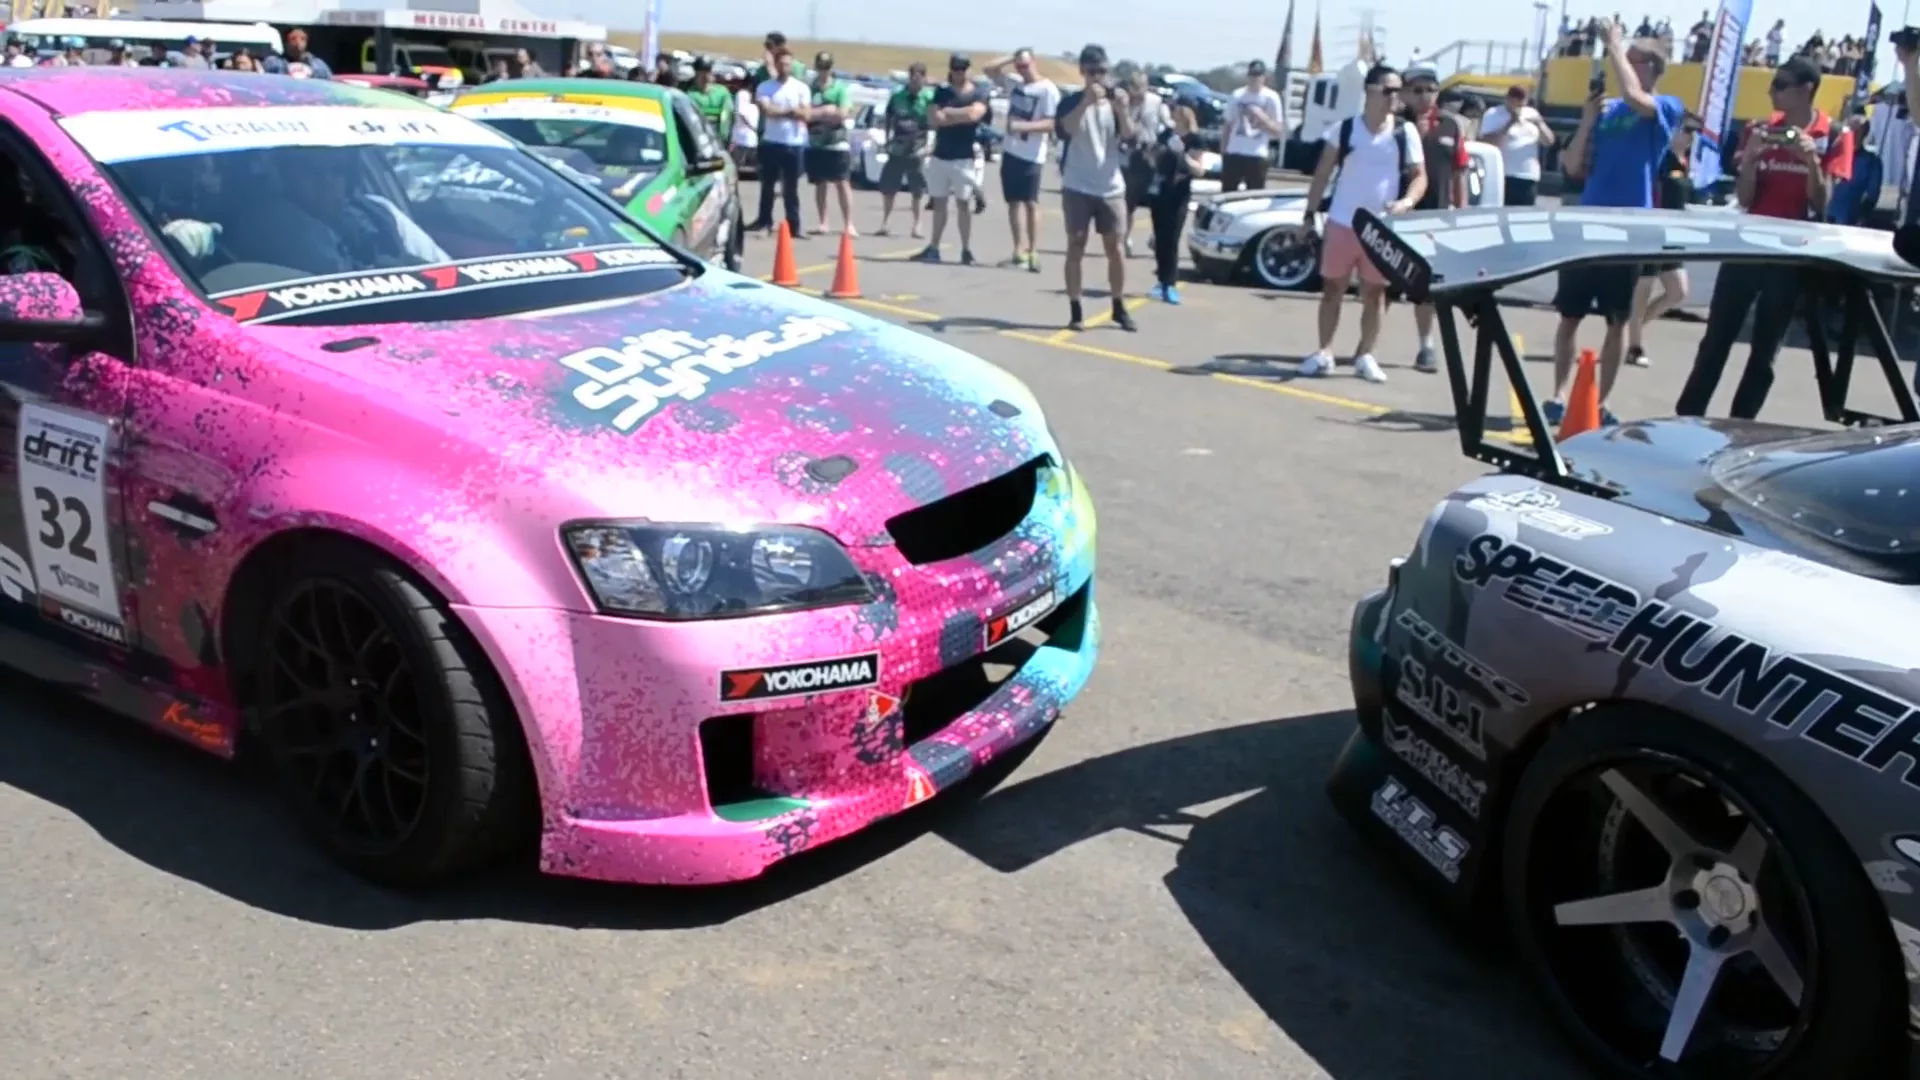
1045, 296, 1148, 343
795, 289, 944, 321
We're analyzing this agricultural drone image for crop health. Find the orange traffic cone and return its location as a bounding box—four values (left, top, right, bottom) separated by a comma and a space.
770, 221, 799, 287
826, 231, 861, 299
1558, 348, 1602, 441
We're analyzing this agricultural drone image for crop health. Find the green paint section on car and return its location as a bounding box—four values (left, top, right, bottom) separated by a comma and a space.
712, 796, 813, 823
449, 78, 740, 261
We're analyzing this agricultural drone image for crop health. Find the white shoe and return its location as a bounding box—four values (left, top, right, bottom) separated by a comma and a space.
1354, 354, 1387, 383
1297, 350, 1334, 377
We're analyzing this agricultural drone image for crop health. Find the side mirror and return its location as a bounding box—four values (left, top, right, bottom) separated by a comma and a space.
0, 272, 104, 345
687, 155, 728, 176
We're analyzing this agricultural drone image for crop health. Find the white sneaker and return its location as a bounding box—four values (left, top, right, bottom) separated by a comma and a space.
1297, 350, 1334, 377
1354, 353, 1387, 383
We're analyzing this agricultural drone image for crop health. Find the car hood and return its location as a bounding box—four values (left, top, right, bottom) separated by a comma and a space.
1559, 415, 1817, 543
243, 271, 1055, 542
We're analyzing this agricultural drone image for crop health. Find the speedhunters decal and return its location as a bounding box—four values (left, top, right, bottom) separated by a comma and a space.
984, 585, 1057, 650
559, 315, 852, 432
1456, 533, 1920, 791
720, 652, 880, 702
209, 243, 676, 323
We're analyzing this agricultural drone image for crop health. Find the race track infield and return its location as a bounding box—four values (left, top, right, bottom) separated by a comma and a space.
0, 185, 1890, 1079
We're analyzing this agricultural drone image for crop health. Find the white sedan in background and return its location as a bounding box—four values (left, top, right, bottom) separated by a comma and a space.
1187, 140, 1503, 290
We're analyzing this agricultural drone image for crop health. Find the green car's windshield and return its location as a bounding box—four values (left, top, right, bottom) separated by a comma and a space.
454, 101, 672, 199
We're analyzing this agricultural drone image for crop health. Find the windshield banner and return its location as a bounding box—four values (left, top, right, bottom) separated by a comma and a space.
208, 243, 677, 324
60, 106, 516, 164
452, 96, 668, 130
1691, 0, 1752, 190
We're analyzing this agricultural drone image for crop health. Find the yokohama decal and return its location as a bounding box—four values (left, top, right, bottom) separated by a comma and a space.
720, 652, 880, 701
984, 585, 1057, 650
210, 243, 675, 323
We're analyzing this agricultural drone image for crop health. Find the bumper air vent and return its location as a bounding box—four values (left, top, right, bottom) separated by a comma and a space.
884, 455, 1045, 565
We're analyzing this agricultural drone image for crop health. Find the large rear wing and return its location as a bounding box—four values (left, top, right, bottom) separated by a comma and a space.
1350, 206, 1920, 498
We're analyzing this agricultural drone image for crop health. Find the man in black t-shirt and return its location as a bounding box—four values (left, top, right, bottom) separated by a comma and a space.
914, 53, 989, 264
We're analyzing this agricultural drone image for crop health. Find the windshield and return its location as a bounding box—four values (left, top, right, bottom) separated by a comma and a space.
474, 117, 668, 193
62, 105, 677, 325
1713, 426, 1920, 559
399, 43, 457, 69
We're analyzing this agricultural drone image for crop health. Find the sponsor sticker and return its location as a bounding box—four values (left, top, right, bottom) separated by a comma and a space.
720, 652, 880, 702
17, 405, 121, 622
1456, 532, 1920, 791
210, 243, 675, 322
59, 106, 516, 164
1394, 654, 1487, 761
453, 98, 669, 131
1468, 488, 1613, 539
560, 315, 853, 432
1370, 777, 1469, 882
984, 585, 1057, 650
1382, 714, 1486, 818
1394, 608, 1530, 705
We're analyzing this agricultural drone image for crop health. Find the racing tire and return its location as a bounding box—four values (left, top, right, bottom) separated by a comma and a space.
250, 540, 537, 887
1249, 226, 1321, 291
1501, 705, 1906, 1079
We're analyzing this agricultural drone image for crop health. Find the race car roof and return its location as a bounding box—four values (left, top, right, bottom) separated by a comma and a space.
1356, 206, 1920, 299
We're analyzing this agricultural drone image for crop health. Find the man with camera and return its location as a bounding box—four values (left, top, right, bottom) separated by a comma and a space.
1055, 44, 1137, 332
1550, 22, 1686, 428
1675, 56, 1853, 419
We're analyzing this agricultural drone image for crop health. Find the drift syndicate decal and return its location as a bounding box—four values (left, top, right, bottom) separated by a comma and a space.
984, 585, 1057, 650
559, 315, 853, 432
209, 244, 677, 323
1456, 533, 1920, 791
720, 652, 880, 702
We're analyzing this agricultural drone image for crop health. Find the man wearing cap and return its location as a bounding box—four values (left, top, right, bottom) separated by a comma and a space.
806, 52, 858, 236
686, 58, 734, 140
877, 63, 935, 238
749, 47, 811, 238
913, 53, 990, 264
177, 37, 211, 69
1221, 60, 1286, 191
1551, 23, 1686, 428
1402, 64, 1471, 375
1055, 44, 1137, 332
1479, 85, 1554, 206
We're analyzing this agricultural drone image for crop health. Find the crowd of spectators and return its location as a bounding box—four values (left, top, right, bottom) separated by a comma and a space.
1560, 13, 1871, 76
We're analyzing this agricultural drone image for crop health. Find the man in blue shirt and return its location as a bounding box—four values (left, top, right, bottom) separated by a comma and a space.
1551, 23, 1685, 427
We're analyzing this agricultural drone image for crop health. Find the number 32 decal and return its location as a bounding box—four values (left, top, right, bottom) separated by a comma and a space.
33, 486, 98, 562
16, 404, 121, 622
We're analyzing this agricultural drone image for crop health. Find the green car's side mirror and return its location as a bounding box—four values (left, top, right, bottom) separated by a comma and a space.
687, 156, 728, 176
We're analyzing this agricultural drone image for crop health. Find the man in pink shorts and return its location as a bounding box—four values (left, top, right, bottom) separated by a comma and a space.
1295, 64, 1426, 383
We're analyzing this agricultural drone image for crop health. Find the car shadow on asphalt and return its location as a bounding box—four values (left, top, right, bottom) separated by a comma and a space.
930, 710, 1574, 1079
0, 668, 1033, 933
922, 315, 1070, 334
1172, 355, 1313, 380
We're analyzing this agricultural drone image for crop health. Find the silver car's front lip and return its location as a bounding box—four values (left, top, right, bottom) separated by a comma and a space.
1188, 231, 1245, 259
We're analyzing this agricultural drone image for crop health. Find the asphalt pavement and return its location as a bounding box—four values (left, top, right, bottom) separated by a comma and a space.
0, 184, 1893, 1080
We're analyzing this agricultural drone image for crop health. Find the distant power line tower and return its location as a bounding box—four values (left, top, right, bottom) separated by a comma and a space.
807, 0, 819, 39
1335, 7, 1387, 67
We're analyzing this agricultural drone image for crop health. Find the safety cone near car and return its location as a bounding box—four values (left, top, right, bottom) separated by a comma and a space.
1558, 348, 1601, 441
770, 221, 800, 287
826, 232, 861, 299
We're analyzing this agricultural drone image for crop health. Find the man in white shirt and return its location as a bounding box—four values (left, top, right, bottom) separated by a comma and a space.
1056, 44, 1137, 332
1295, 64, 1427, 383
1220, 60, 1287, 191
999, 47, 1061, 272
1479, 85, 1554, 206
748, 48, 810, 237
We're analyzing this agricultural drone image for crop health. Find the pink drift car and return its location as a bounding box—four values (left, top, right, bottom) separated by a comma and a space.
0, 69, 1099, 886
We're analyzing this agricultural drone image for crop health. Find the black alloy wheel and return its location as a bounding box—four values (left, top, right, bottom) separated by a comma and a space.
1503, 706, 1906, 1079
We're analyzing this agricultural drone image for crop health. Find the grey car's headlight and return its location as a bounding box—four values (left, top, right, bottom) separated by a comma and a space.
563, 522, 874, 620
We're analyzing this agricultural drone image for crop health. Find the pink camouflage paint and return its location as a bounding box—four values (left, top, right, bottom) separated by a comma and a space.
0, 69, 1100, 884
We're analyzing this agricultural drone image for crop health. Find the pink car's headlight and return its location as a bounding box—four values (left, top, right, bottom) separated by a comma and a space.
562, 521, 874, 621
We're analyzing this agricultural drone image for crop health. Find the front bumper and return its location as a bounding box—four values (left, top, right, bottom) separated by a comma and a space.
456, 466, 1101, 886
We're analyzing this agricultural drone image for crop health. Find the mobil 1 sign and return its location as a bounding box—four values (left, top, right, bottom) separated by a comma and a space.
17, 404, 120, 621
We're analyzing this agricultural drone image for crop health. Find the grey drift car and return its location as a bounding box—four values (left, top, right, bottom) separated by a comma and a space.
1329, 206, 1920, 1079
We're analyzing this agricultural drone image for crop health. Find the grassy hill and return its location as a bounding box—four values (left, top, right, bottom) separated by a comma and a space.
611, 31, 1083, 83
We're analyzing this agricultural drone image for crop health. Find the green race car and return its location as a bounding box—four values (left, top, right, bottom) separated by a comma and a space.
450, 79, 744, 271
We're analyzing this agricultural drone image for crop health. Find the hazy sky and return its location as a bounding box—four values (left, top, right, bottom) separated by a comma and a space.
536, 0, 1897, 73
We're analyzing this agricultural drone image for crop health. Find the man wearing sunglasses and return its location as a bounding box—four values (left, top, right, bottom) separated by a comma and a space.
1401, 65, 1471, 376
1675, 57, 1852, 420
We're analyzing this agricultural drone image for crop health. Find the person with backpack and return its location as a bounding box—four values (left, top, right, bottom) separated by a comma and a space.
1295, 64, 1426, 384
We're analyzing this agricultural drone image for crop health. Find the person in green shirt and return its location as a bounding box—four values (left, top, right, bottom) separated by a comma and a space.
875, 63, 935, 237
804, 50, 856, 235
684, 57, 733, 141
